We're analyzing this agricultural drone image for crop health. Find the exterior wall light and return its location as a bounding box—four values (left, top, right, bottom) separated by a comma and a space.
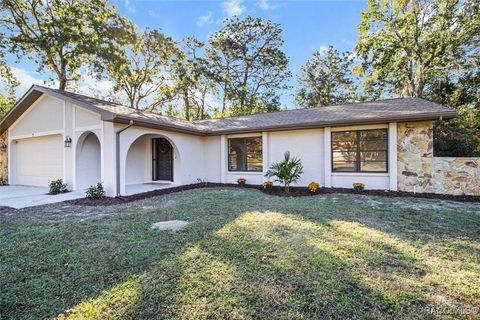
64, 136, 72, 148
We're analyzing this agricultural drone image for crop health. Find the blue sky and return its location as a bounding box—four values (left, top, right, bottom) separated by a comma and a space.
7, 0, 367, 107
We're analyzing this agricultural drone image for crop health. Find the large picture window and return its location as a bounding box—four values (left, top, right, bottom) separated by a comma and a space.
228, 137, 263, 172
332, 129, 388, 173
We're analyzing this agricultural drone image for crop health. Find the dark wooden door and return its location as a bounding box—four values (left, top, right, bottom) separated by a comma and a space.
152, 138, 173, 181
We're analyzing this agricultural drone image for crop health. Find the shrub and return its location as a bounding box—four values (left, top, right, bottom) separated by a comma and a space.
86, 182, 105, 199
263, 181, 273, 189
353, 182, 365, 192
197, 177, 208, 186
307, 182, 320, 193
265, 151, 304, 193
237, 178, 246, 186
48, 179, 68, 195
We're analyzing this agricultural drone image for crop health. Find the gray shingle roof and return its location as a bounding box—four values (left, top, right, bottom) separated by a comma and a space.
196, 98, 456, 133
0, 85, 456, 135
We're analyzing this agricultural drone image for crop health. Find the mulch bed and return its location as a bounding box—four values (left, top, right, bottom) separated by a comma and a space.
261, 185, 480, 202
65, 182, 480, 206
66, 183, 211, 206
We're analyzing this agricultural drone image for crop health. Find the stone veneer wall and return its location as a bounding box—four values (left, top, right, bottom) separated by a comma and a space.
0, 130, 7, 185
397, 121, 480, 196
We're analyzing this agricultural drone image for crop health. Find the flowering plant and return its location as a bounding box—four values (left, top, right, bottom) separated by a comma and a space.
263, 181, 273, 189
307, 182, 320, 193
353, 182, 365, 192
237, 178, 246, 186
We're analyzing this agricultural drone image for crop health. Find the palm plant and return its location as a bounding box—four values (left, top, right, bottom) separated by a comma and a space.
265, 151, 304, 193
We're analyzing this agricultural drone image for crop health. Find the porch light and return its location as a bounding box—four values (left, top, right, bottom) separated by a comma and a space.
64, 136, 72, 148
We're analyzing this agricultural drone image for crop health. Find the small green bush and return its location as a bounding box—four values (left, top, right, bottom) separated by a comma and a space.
86, 183, 105, 199
265, 151, 304, 193
48, 179, 68, 195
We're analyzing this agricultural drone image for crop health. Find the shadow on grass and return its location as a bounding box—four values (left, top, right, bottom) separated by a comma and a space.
58, 210, 479, 319
2, 188, 479, 319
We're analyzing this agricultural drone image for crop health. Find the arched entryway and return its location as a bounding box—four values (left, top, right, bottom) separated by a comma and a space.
124, 133, 180, 195
75, 131, 101, 189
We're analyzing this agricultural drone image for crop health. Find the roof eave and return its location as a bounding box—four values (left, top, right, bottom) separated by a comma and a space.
110, 116, 206, 136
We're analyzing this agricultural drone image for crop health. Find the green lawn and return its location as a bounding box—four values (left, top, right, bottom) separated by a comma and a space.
1, 187, 479, 319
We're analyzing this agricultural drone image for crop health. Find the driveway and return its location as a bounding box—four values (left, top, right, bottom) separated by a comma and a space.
0, 185, 85, 209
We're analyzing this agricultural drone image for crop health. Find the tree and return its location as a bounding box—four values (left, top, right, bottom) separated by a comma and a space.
356, 0, 480, 98
265, 151, 304, 193
296, 46, 359, 108
0, 33, 18, 119
158, 37, 215, 120
105, 28, 181, 109
1, 0, 135, 91
426, 71, 480, 156
206, 16, 291, 116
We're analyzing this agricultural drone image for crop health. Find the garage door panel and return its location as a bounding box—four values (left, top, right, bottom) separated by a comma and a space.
15, 135, 63, 186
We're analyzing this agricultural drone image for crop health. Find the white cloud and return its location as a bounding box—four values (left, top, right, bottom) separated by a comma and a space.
222, 0, 246, 17
318, 45, 330, 54
197, 12, 214, 27
148, 10, 160, 18
10, 66, 125, 104
11, 67, 51, 96
76, 73, 115, 96
257, 0, 277, 11
124, 0, 135, 13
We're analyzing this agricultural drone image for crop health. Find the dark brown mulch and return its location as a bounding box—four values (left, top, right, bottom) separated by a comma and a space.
65, 183, 480, 206
261, 185, 480, 202
66, 183, 212, 206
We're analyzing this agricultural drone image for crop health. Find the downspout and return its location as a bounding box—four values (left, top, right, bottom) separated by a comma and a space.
116, 120, 134, 197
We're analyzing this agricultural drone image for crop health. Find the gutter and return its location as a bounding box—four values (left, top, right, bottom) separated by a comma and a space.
116, 120, 134, 197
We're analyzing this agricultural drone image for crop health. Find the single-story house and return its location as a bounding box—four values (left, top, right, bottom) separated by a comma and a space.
1, 85, 479, 196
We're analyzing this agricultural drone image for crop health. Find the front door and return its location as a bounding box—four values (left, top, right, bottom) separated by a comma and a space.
152, 138, 173, 181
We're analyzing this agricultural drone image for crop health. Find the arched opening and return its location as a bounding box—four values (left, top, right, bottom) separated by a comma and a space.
124, 134, 180, 195
76, 131, 101, 189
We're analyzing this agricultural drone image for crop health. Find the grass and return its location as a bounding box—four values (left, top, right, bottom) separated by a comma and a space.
0, 187, 479, 319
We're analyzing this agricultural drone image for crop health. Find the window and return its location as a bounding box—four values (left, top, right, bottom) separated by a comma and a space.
332, 129, 388, 173
228, 137, 263, 172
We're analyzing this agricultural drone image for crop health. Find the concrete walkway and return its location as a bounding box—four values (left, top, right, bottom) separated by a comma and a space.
125, 182, 177, 196
0, 186, 85, 209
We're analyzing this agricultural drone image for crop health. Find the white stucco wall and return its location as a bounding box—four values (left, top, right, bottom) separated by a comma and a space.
115, 125, 205, 195
75, 107, 101, 128
6, 91, 399, 194
8, 94, 104, 190
217, 125, 393, 190
202, 135, 221, 183
267, 129, 325, 186
125, 135, 152, 185
76, 132, 101, 189
10, 95, 64, 138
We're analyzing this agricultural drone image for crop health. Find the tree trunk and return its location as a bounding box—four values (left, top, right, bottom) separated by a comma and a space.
58, 76, 67, 91
183, 90, 190, 121
285, 184, 290, 193
221, 83, 228, 117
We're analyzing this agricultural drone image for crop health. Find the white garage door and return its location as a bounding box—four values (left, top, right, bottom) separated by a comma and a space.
14, 135, 64, 186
